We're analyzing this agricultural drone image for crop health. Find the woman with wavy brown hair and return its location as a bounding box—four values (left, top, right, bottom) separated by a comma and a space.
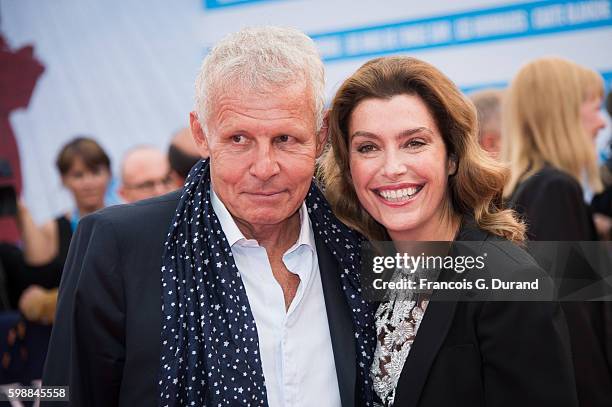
320, 56, 577, 407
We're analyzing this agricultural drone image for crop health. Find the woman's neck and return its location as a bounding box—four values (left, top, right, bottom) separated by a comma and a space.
76, 203, 104, 217
388, 212, 462, 242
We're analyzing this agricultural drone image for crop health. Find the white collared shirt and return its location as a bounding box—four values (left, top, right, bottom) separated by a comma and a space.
211, 188, 341, 407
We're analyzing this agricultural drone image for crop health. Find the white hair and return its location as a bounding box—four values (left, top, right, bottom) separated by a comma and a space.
195, 26, 325, 132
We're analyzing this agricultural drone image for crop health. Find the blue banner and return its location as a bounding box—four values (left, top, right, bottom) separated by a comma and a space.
203, 0, 270, 10
603, 70, 612, 90
462, 69, 612, 93
310, 0, 612, 62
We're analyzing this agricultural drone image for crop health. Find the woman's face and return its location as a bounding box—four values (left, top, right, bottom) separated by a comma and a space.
62, 157, 110, 211
348, 94, 455, 241
581, 95, 605, 140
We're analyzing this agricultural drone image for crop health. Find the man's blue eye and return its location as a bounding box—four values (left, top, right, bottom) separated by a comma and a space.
278, 135, 290, 142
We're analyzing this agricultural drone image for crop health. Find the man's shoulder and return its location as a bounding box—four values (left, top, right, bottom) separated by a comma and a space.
77, 190, 182, 245
87, 190, 181, 227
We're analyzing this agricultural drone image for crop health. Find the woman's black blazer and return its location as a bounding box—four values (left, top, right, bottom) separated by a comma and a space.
389, 221, 578, 407
509, 166, 612, 407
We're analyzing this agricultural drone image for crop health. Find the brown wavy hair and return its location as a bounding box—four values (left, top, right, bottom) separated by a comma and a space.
319, 56, 525, 242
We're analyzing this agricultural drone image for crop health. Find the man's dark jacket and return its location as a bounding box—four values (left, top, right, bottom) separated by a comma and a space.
42, 191, 359, 406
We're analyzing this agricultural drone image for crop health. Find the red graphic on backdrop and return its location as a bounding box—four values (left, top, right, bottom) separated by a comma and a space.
0, 34, 45, 243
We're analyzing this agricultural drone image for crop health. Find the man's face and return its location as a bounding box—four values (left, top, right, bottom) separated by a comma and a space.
120, 149, 173, 203
193, 82, 323, 229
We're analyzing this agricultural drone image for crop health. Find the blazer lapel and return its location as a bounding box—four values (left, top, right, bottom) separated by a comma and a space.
392, 298, 458, 406
393, 219, 488, 405
315, 237, 356, 407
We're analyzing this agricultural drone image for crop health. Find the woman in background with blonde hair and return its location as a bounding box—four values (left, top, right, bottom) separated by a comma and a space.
503, 57, 605, 240
321, 56, 576, 407
503, 57, 611, 407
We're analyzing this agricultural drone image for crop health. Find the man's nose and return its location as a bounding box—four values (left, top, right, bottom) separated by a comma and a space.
249, 144, 280, 181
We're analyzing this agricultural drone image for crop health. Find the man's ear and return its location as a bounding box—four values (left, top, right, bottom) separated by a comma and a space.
481, 132, 495, 152
481, 131, 501, 158
189, 111, 209, 157
316, 110, 330, 157
117, 185, 129, 202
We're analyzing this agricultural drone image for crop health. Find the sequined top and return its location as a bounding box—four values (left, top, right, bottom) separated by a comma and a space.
371, 293, 430, 406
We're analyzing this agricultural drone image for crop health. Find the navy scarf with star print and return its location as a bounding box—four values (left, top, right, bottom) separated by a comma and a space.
158, 159, 376, 406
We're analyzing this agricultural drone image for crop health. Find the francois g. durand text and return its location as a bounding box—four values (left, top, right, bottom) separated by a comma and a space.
372, 278, 540, 291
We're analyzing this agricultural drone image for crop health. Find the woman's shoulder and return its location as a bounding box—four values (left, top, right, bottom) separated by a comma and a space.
510, 166, 587, 233
456, 221, 541, 273
518, 166, 583, 196
480, 237, 540, 272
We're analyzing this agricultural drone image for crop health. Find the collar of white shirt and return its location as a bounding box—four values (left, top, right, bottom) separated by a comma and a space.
210, 187, 341, 407
210, 186, 316, 254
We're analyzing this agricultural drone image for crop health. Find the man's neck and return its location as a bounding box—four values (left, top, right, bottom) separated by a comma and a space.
234, 210, 303, 310
234, 210, 301, 256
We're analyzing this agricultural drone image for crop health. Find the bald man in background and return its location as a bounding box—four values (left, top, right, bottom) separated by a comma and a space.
470, 88, 504, 160
168, 127, 204, 188
118, 146, 174, 203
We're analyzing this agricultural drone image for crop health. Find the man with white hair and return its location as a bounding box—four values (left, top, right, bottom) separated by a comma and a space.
119, 145, 174, 203
43, 27, 375, 407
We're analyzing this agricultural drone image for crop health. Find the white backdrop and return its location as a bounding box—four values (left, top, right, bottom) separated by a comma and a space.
2, 0, 611, 222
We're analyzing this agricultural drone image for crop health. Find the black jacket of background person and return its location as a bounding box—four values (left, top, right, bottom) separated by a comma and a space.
510, 165, 612, 407
42, 190, 361, 407
388, 220, 578, 407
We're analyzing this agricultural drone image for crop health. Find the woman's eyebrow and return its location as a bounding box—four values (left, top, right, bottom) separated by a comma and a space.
350, 127, 433, 141
397, 127, 433, 138
350, 131, 379, 141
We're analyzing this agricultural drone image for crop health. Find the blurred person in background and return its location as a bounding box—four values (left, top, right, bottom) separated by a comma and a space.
16, 136, 111, 324
591, 90, 612, 239
118, 145, 174, 203
503, 58, 604, 240
470, 88, 504, 160
168, 126, 203, 188
503, 57, 611, 407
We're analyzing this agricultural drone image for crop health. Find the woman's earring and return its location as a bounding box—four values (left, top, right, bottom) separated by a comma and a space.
448, 154, 458, 176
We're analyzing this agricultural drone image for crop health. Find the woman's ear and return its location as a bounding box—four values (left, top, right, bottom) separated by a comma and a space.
448, 153, 458, 176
